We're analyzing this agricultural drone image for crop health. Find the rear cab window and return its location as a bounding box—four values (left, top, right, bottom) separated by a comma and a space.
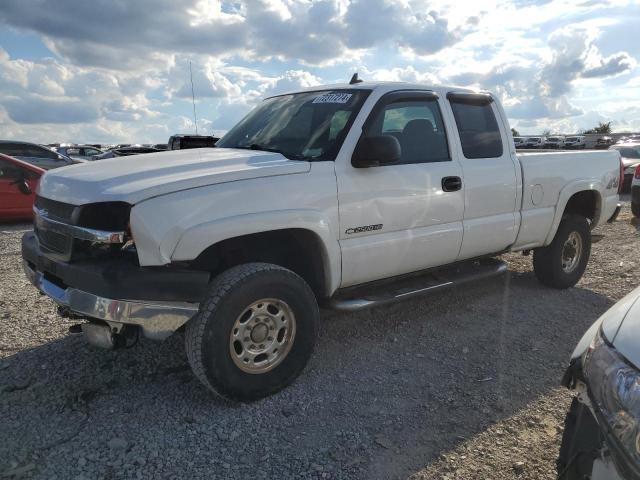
447, 93, 503, 159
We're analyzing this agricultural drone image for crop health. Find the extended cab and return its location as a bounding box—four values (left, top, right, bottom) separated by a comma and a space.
22, 82, 622, 401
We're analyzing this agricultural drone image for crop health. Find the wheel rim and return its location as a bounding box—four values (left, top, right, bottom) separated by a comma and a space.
229, 298, 296, 374
561, 231, 583, 273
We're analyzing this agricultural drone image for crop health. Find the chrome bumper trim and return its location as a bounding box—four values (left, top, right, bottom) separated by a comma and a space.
23, 260, 198, 340
34, 207, 125, 244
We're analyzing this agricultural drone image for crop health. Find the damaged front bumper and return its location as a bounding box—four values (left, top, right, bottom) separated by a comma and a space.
21, 231, 208, 343
559, 362, 640, 480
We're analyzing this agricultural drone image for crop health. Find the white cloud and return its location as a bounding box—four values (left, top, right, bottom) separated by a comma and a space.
0, 0, 638, 141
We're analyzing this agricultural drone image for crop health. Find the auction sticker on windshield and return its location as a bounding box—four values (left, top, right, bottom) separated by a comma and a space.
312, 92, 353, 104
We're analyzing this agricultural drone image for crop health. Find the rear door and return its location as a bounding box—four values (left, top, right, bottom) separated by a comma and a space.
446, 92, 519, 259
336, 90, 465, 287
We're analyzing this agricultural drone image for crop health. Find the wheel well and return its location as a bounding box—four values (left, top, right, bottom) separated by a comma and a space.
563, 190, 599, 225
190, 229, 328, 298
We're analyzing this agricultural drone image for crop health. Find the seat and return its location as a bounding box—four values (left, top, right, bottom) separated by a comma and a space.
401, 119, 437, 163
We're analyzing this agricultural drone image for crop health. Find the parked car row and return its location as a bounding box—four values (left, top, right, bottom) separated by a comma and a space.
0, 141, 78, 169
514, 135, 590, 149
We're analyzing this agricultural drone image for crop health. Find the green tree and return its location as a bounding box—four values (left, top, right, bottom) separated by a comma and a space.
583, 122, 612, 134
511, 127, 520, 137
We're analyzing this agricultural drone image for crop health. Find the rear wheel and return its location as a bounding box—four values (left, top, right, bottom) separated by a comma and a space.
533, 215, 591, 289
185, 262, 318, 402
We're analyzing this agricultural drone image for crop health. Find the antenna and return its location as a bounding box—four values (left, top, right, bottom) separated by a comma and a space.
349, 72, 363, 85
189, 60, 198, 135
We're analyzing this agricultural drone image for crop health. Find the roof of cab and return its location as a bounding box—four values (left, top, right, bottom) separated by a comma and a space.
269, 81, 481, 99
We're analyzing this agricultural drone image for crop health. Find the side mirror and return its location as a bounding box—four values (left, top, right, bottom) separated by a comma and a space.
18, 180, 32, 195
352, 135, 401, 168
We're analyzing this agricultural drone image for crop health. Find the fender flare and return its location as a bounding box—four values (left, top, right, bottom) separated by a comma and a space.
543, 180, 603, 246
168, 209, 342, 296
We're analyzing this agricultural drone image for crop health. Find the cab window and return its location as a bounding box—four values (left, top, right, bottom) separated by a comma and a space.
366, 98, 450, 164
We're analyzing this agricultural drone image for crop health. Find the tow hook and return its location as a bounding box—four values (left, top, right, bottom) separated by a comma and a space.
81, 323, 117, 349
70, 322, 139, 350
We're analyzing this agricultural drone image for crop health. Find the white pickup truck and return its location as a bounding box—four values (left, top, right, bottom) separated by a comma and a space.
22, 81, 622, 401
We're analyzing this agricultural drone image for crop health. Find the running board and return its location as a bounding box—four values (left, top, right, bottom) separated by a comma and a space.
327, 258, 508, 312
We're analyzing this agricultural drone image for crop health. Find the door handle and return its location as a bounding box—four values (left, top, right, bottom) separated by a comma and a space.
442, 176, 462, 192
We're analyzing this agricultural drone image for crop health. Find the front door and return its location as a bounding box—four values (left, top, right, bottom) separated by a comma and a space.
336, 91, 465, 287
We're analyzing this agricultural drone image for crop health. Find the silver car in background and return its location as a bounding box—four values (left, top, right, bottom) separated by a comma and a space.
54, 145, 104, 161
0, 140, 76, 170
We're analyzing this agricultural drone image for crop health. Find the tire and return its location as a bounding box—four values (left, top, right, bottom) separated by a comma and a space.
185, 262, 318, 402
533, 214, 591, 289
632, 201, 640, 218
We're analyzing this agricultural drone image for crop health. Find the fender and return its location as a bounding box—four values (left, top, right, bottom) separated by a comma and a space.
169, 209, 342, 296
543, 180, 603, 246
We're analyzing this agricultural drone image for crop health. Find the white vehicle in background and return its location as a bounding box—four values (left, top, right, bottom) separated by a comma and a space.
524, 136, 545, 148
616, 135, 640, 144
609, 143, 640, 193
513, 136, 525, 148
565, 136, 587, 149
544, 136, 565, 149
22, 81, 622, 401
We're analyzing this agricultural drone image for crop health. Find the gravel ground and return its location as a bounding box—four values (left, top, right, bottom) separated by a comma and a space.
1, 204, 639, 480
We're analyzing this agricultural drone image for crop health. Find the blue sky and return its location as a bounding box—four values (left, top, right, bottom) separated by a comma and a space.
0, 0, 638, 143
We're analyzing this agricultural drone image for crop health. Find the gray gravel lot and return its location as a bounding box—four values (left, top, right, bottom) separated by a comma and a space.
1, 205, 639, 479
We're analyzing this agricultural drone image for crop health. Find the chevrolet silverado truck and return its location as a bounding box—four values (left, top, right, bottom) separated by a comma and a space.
22, 82, 622, 401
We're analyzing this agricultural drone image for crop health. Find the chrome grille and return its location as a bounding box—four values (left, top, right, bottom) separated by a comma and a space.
34, 196, 76, 224
36, 226, 72, 254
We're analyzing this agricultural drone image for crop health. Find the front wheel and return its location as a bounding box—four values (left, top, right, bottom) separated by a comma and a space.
185, 263, 318, 402
533, 215, 591, 289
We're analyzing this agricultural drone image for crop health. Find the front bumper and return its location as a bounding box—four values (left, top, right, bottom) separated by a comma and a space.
559, 393, 640, 480
22, 232, 208, 340
560, 357, 640, 480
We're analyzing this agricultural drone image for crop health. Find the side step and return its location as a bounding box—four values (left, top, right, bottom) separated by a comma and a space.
327, 258, 508, 312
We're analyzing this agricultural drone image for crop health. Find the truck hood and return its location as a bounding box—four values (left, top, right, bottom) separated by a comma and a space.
604, 287, 640, 369
37, 148, 311, 205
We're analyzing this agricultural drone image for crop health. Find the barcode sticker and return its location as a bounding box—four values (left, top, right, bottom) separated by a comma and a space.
312, 92, 353, 104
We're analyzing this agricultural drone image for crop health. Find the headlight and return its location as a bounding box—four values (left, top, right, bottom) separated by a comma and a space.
583, 328, 640, 463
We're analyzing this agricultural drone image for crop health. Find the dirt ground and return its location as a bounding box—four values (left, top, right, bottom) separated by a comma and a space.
1, 203, 638, 479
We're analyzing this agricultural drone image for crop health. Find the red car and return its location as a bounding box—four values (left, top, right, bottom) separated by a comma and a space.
0, 153, 44, 221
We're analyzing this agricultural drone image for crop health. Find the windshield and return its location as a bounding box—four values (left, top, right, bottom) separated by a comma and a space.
612, 146, 640, 159
217, 89, 370, 161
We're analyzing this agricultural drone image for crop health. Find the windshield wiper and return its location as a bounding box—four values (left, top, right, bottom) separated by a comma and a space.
241, 143, 307, 160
